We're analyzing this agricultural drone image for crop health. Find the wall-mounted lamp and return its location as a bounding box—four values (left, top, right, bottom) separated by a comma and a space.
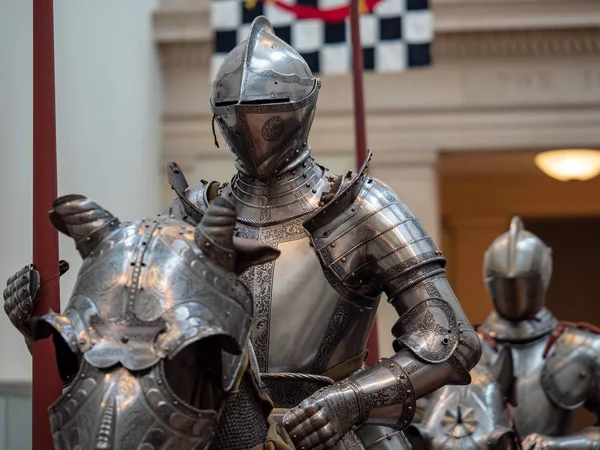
534, 149, 600, 181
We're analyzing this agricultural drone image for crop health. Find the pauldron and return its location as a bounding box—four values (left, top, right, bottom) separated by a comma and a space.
541, 324, 600, 411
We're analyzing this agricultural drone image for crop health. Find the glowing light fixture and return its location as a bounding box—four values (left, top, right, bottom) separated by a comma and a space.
534, 149, 600, 181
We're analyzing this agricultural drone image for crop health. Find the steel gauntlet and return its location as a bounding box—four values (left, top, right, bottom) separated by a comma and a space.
522, 428, 600, 450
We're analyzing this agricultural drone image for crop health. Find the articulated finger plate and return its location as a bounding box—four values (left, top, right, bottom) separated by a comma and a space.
283, 384, 360, 449
3, 265, 39, 328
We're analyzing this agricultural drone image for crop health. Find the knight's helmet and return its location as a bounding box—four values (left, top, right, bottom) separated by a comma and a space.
210, 16, 320, 180
483, 216, 553, 322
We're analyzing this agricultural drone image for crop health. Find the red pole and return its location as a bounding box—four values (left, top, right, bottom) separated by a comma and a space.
349, 0, 379, 365
33, 0, 62, 448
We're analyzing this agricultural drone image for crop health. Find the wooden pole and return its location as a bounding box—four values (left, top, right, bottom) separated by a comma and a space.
32, 0, 62, 448
349, 0, 379, 365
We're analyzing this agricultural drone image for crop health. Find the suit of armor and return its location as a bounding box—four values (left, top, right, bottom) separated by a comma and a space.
478, 217, 600, 450
4, 16, 480, 449
164, 16, 481, 449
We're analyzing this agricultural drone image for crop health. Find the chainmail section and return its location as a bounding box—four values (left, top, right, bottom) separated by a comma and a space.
209, 373, 269, 450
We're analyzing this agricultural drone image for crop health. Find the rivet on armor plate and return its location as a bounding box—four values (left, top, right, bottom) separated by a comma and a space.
302, 173, 307, 178
389, 363, 395, 367
442, 338, 449, 345
312, 188, 317, 193
296, 149, 300, 154
406, 389, 411, 394
580, 371, 587, 378
360, 308, 364, 313
342, 257, 346, 262
400, 374, 406, 379
408, 406, 413, 412
458, 329, 463, 333
277, 176, 281, 180
292, 171, 296, 175
285, 158, 289, 163
228, 192, 232, 196
303, 163, 307, 167
205, 242, 210, 247
387, 435, 392, 440
459, 338, 465, 343
306, 183, 311, 188
174, 400, 178, 406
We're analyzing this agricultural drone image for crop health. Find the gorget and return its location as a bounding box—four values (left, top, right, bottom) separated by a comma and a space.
480, 307, 558, 342
219, 153, 334, 226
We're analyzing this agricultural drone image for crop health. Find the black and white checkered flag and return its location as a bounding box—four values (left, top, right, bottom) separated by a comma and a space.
212, 0, 433, 76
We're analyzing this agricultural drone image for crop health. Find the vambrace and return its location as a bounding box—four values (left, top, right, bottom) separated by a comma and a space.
341, 334, 479, 429
387, 273, 481, 387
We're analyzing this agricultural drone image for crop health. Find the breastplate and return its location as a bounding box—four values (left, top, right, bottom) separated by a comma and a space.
481, 337, 573, 437
236, 219, 377, 376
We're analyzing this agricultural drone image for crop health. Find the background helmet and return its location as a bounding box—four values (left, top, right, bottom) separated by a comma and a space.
483, 216, 553, 321
210, 16, 320, 180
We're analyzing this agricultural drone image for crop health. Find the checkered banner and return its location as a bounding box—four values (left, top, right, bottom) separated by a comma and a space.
211, 0, 433, 76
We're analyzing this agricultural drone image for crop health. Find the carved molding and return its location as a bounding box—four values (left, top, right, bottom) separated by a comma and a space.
161, 105, 600, 169
154, 0, 600, 170
156, 28, 600, 70
434, 28, 600, 60
432, 0, 600, 33
154, 0, 600, 68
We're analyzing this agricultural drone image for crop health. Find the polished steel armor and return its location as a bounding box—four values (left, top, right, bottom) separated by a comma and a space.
210, 16, 319, 180
30, 194, 292, 450
165, 18, 481, 447
483, 216, 552, 322
475, 217, 599, 449
4, 16, 481, 450
407, 348, 519, 450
